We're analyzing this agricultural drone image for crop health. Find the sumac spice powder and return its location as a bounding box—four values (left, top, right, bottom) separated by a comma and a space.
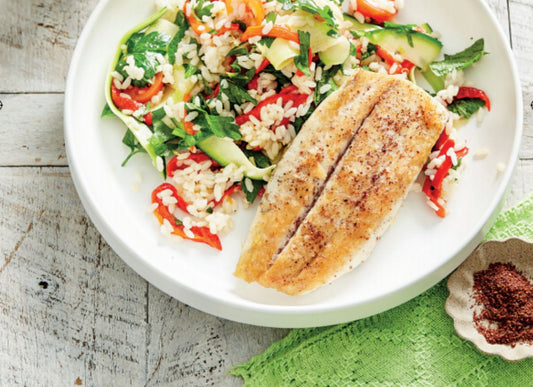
472, 262, 533, 347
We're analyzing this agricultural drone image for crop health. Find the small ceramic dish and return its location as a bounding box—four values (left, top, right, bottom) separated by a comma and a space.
446, 238, 533, 361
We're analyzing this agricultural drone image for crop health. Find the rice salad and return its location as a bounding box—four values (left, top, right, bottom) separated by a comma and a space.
103, 0, 490, 250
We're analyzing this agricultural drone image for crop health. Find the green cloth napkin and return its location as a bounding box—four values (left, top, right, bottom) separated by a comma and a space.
232, 195, 533, 386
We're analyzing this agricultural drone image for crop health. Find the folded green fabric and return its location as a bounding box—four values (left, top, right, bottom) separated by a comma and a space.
232, 195, 533, 386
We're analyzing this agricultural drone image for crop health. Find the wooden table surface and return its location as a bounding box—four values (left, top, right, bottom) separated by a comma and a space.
1, 0, 531, 385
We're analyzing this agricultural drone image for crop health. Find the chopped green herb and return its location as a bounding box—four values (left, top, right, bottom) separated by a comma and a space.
279, 0, 338, 31
430, 39, 485, 76
187, 104, 242, 140
447, 97, 486, 118
265, 11, 277, 23
221, 80, 258, 105
121, 129, 146, 166
243, 148, 272, 169
294, 30, 311, 76
241, 177, 266, 203
101, 103, 115, 118
168, 12, 189, 65
184, 64, 200, 78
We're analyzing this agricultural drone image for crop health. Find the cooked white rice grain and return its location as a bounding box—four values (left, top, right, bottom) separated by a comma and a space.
474, 148, 489, 159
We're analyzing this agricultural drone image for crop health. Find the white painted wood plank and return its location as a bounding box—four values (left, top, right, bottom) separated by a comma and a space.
509, 0, 533, 160
0, 167, 147, 386
485, 0, 511, 40
506, 159, 533, 207
0, 0, 99, 93
0, 94, 66, 166
144, 285, 288, 386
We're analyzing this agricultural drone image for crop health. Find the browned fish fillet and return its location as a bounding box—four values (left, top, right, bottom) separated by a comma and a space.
235, 70, 447, 295
234, 70, 396, 282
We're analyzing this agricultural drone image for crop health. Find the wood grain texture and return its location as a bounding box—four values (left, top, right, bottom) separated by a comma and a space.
509, 0, 533, 160
0, 0, 531, 385
0, 167, 147, 386
0, 94, 66, 166
0, 0, 99, 93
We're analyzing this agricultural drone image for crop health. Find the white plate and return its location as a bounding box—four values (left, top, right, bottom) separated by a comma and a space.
65, 0, 522, 327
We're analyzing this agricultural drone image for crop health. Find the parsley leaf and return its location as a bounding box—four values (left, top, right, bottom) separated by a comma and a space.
116, 31, 172, 87
187, 104, 242, 140
220, 80, 257, 105
278, 0, 338, 31
243, 148, 271, 169
194, 0, 214, 19
260, 36, 276, 49
184, 64, 200, 78
430, 39, 485, 76
294, 30, 311, 76
101, 103, 115, 118
361, 43, 377, 60
314, 64, 340, 105
223, 66, 256, 87
447, 98, 486, 118
121, 129, 146, 166
241, 177, 266, 203
168, 12, 189, 65
226, 43, 249, 57
265, 11, 277, 24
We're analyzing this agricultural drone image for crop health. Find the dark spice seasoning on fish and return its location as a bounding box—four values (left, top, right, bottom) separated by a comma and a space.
472, 262, 533, 347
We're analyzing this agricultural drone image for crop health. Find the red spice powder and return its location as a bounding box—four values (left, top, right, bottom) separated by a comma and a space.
472, 262, 533, 347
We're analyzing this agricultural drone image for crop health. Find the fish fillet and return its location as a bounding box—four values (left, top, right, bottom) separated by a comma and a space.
234, 70, 396, 282
235, 70, 448, 295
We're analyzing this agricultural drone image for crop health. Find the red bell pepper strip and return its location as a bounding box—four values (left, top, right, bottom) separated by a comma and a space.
111, 82, 153, 124
111, 83, 141, 111
123, 72, 164, 103
422, 135, 469, 218
166, 152, 221, 178
144, 112, 153, 126
433, 130, 449, 152
248, 76, 259, 90
454, 87, 491, 111
355, 0, 397, 24
256, 58, 270, 74
154, 183, 190, 213
213, 184, 241, 207
152, 183, 222, 250
235, 85, 309, 125
376, 47, 414, 75
241, 24, 299, 43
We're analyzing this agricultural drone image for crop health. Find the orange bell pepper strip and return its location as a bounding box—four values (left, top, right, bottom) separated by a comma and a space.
355, 0, 397, 24
241, 24, 299, 43
184, 0, 212, 35
225, 0, 265, 26
214, 23, 241, 36
244, 0, 265, 25
152, 183, 222, 250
